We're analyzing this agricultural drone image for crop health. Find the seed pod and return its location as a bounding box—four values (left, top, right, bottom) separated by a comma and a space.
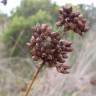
56, 63, 70, 74
33, 33, 39, 38
77, 20, 85, 30
58, 8, 64, 14
41, 24, 48, 31
31, 49, 36, 56
74, 12, 80, 17
56, 67, 64, 73
78, 14, 83, 20
74, 17, 78, 23
64, 47, 73, 52
59, 40, 71, 46
26, 42, 32, 48
56, 21, 63, 26
62, 64, 70, 69
70, 12, 76, 18
36, 37, 42, 42
64, 41, 72, 47
51, 32, 58, 38
47, 55, 53, 60
63, 5, 72, 14
84, 26, 89, 32
69, 23, 75, 30
56, 5, 89, 36
63, 12, 69, 18
26, 40, 36, 48
62, 54, 68, 58
58, 15, 64, 20
27, 24, 73, 74
32, 56, 38, 61
82, 18, 86, 23
57, 55, 65, 63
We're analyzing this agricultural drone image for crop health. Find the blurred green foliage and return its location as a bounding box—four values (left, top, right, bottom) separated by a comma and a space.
2, 0, 96, 57
3, 0, 58, 56
12, 0, 58, 17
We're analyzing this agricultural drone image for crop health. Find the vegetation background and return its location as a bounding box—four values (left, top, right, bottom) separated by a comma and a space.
0, 0, 96, 96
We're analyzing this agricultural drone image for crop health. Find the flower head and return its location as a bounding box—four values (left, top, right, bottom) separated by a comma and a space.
56, 5, 89, 36
27, 24, 73, 74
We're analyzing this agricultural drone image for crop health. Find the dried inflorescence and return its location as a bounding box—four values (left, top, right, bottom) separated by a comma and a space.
27, 24, 73, 74
56, 5, 89, 36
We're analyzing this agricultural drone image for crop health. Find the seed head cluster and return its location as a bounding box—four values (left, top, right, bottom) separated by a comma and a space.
56, 5, 88, 36
27, 24, 73, 74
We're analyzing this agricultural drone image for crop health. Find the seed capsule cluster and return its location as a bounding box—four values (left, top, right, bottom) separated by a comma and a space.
27, 24, 73, 74
56, 5, 88, 36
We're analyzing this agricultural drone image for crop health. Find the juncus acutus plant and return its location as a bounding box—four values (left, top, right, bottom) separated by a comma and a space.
24, 5, 89, 96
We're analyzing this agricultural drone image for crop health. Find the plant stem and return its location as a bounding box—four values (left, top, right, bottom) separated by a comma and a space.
24, 62, 44, 96
10, 30, 24, 56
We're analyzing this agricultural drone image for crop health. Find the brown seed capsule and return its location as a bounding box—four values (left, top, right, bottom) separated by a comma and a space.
84, 26, 89, 32
47, 55, 53, 60
56, 21, 63, 26
41, 24, 48, 31
62, 54, 68, 58
56, 63, 70, 74
63, 5, 72, 14
77, 20, 85, 29
82, 18, 86, 23
64, 47, 73, 52
56, 67, 64, 73
26, 42, 31, 48
63, 64, 70, 69
51, 32, 60, 38
78, 14, 83, 20
58, 8, 64, 14
64, 41, 72, 47
69, 23, 75, 30
58, 15, 64, 20
75, 12, 80, 17
63, 12, 69, 18
74, 17, 78, 23
33, 33, 39, 38
70, 12, 76, 18
32, 56, 38, 61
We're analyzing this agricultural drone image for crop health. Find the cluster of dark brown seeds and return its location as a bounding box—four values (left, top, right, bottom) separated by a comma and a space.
56, 5, 88, 36
27, 24, 73, 74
